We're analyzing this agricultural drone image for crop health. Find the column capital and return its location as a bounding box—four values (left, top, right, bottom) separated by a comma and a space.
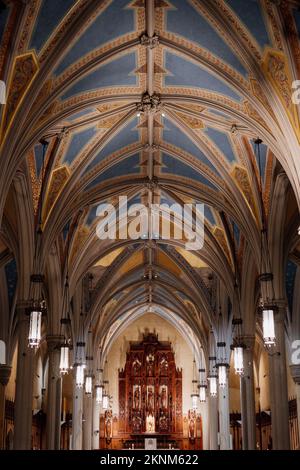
0, 365, 12, 387
289, 364, 300, 385
46, 335, 64, 352
240, 335, 255, 350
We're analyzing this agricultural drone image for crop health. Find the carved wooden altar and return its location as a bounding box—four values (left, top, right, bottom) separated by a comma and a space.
118, 333, 183, 436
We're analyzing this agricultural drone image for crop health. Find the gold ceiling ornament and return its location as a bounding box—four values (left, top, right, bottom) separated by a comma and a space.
262, 48, 300, 143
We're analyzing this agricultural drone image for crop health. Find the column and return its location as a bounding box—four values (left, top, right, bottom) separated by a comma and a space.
240, 336, 256, 450
0, 365, 11, 449
268, 302, 290, 449
14, 307, 35, 449
218, 379, 231, 449
72, 374, 83, 450
46, 335, 63, 450
208, 393, 218, 449
92, 395, 100, 449
83, 392, 92, 450
289, 364, 300, 446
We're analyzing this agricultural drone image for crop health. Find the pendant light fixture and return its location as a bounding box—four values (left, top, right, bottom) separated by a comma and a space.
96, 383, 103, 404
198, 351, 207, 403
208, 329, 218, 397
85, 328, 93, 395
95, 365, 103, 404
232, 315, 245, 376
216, 309, 229, 389
28, 139, 48, 349
190, 357, 199, 409
59, 224, 71, 374
255, 138, 276, 348
102, 361, 110, 409
28, 301, 44, 348
75, 306, 86, 388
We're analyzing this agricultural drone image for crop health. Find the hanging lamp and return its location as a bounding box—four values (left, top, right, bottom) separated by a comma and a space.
190, 358, 199, 409
198, 351, 207, 403
59, 225, 71, 374
74, 305, 86, 388
85, 328, 93, 395
208, 329, 218, 397
28, 139, 48, 349
255, 138, 276, 348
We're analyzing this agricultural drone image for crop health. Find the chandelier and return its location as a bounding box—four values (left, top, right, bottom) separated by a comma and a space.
59, 343, 69, 375
208, 376, 218, 397
76, 364, 85, 388
208, 329, 218, 397
28, 139, 48, 349
28, 300, 44, 348
216, 309, 229, 388
102, 392, 109, 410
255, 138, 277, 348
198, 353, 207, 403
190, 358, 198, 409
85, 329, 93, 395
232, 318, 245, 376
59, 228, 71, 375
95, 384, 103, 404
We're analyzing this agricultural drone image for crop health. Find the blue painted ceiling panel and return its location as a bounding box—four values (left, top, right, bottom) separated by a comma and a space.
166, 0, 247, 76
161, 152, 218, 190
30, 0, 76, 52
61, 52, 137, 100
225, 0, 270, 48
55, 0, 135, 75
164, 51, 242, 102
63, 126, 98, 165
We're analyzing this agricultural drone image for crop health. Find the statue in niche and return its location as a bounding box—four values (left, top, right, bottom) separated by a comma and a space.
188, 409, 196, 441
132, 415, 142, 433
133, 386, 141, 410
132, 357, 141, 376
146, 412, 155, 433
147, 386, 154, 411
159, 386, 167, 410
105, 410, 113, 443
159, 412, 168, 432
146, 352, 155, 376
159, 356, 168, 375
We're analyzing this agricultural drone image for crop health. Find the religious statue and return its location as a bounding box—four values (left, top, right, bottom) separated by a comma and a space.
146, 353, 155, 376
132, 357, 141, 376
147, 386, 154, 411
159, 386, 167, 409
146, 412, 155, 433
105, 410, 113, 442
159, 356, 168, 375
188, 409, 196, 441
133, 386, 140, 409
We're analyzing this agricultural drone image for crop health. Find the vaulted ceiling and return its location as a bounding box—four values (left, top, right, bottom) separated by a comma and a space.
0, 0, 300, 356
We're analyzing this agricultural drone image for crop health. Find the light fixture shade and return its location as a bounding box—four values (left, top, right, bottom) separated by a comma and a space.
59, 345, 69, 374
191, 393, 198, 410
76, 364, 85, 388
96, 385, 103, 404
209, 376, 217, 397
262, 308, 276, 346
218, 365, 227, 388
199, 386, 206, 403
102, 393, 109, 410
85, 376, 92, 395
233, 346, 244, 375
28, 310, 42, 348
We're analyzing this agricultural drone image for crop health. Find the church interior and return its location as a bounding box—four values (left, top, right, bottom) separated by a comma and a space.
1, 0, 300, 452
